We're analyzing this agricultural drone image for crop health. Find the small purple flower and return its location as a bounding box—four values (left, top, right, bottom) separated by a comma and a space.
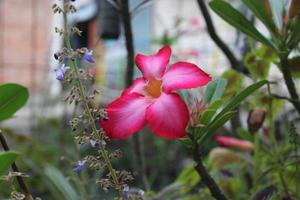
73, 160, 86, 173
53, 64, 70, 81
90, 139, 101, 148
123, 186, 129, 200
83, 50, 95, 64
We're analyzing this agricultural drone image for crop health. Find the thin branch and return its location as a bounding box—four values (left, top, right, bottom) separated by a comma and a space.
196, 0, 249, 75
0, 130, 33, 200
120, 0, 150, 191
192, 142, 228, 200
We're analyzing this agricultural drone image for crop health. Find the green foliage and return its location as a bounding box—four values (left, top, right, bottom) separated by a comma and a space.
0, 151, 19, 175
244, 46, 277, 80
222, 69, 244, 98
209, 0, 274, 48
0, 83, 29, 121
203, 78, 227, 104
195, 80, 267, 143
242, 0, 277, 34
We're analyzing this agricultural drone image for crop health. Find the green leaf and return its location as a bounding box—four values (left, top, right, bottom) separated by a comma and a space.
217, 80, 268, 118
242, 0, 277, 33
44, 166, 79, 200
198, 111, 236, 143
0, 151, 19, 175
209, 0, 274, 48
198, 99, 225, 126
287, 16, 300, 49
269, 0, 284, 29
0, 83, 29, 121
203, 78, 227, 104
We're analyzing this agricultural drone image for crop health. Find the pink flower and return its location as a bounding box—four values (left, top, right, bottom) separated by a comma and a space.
100, 46, 211, 139
214, 136, 254, 152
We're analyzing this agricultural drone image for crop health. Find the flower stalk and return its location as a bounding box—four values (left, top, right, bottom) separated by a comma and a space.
60, 2, 122, 197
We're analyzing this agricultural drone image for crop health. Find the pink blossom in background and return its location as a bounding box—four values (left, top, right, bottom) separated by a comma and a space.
100, 46, 211, 139
215, 135, 254, 152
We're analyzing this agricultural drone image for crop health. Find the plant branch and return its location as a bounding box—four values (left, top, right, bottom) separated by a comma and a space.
196, 0, 249, 75
280, 56, 300, 116
0, 130, 33, 200
192, 141, 228, 200
121, 0, 135, 88
120, 0, 150, 190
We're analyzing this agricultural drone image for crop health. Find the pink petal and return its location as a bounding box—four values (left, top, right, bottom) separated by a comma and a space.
162, 62, 211, 92
135, 46, 171, 80
146, 92, 189, 139
121, 77, 146, 96
100, 93, 151, 139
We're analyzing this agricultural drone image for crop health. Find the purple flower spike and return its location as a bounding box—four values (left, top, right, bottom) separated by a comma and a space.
123, 186, 129, 200
53, 64, 70, 81
73, 160, 86, 173
83, 50, 95, 64
90, 139, 101, 148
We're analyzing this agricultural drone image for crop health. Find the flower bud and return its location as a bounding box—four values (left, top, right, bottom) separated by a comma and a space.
215, 136, 254, 152
247, 109, 266, 134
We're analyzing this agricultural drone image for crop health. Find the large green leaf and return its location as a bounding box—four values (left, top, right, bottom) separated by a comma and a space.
0, 151, 19, 175
0, 83, 29, 121
242, 0, 277, 34
203, 78, 227, 104
209, 0, 274, 48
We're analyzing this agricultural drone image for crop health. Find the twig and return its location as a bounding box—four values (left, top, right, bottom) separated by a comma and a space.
0, 130, 33, 200
280, 56, 300, 116
120, 0, 150, 191
196, 0, 249, 75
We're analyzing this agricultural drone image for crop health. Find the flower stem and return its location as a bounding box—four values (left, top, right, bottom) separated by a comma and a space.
0, 130, 33, 200
62, 8, 122, 197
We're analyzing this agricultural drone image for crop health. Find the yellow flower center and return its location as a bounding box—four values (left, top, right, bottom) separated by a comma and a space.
145, 79, 162, 98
